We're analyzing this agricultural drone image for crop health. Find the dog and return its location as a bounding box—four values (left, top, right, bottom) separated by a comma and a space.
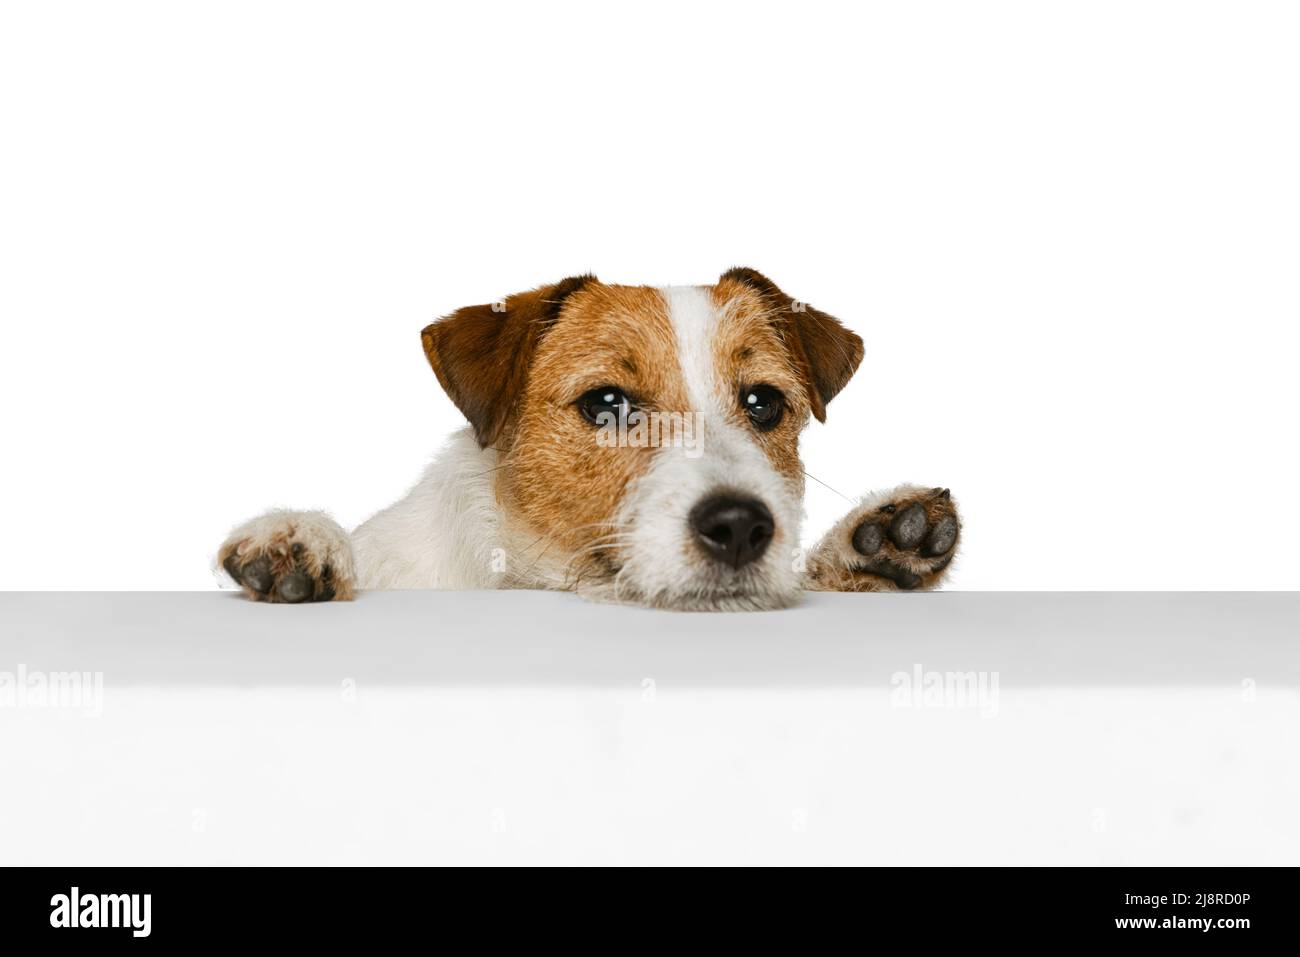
217, 268, 960, 610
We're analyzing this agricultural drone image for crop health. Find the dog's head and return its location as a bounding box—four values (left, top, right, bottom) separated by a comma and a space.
421, 269, 863, 609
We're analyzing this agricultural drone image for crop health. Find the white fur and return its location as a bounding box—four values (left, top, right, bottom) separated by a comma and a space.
352, 430, 504, 589
218, 430, 504, 597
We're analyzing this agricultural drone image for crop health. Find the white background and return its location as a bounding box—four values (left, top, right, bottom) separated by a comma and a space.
2, 0, 1297, 590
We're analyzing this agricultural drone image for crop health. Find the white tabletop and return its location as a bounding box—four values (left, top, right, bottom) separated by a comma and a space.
3, 590, 1297, 864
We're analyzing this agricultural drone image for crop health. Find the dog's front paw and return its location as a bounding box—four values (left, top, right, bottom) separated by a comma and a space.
217, 509, 355, 603
807, 485, 959, 592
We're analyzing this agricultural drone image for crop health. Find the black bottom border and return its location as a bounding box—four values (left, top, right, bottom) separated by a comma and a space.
1, 866, 1291, 945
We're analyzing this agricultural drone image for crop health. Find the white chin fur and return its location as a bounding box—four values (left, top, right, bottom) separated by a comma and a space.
603, 425, 805, 612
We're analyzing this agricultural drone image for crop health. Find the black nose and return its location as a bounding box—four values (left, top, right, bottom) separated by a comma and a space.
689, 495, 775, 569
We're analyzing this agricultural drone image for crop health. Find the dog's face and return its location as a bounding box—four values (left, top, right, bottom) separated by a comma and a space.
422, 269, 863, 610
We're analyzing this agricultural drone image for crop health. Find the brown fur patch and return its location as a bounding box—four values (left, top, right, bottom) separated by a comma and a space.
496, 282, 685, 585
718, 267, 864, 422
421, 275, 594, 448
710, 280, 811, 486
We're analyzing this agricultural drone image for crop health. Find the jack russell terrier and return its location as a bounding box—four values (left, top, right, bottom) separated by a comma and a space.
218, 268, 960, 610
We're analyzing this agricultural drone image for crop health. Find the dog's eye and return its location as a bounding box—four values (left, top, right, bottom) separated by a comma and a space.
741, 385, 784, 430
577, 387, 633, 426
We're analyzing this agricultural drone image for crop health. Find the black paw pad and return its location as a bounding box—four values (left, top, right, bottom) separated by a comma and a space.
852, 522, 884, 556
276, 569, 314, 603
858, 558, 923, 590
888, 503, 928, 549
240, 556, 274, 595
922, 514, 958, 556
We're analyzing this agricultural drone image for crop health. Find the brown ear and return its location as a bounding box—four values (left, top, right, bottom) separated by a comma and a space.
422, 275, 595, 447
720, 267, 864, 422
